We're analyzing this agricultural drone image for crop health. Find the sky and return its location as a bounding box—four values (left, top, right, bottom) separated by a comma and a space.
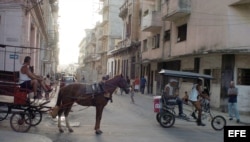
58, 0, 101, 65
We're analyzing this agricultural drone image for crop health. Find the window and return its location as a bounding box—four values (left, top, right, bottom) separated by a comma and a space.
143, 10, 149, 16
126, 15, 132, 38
237, 68, 250, 85
143, 39, 147, 51
139, 10, 142, 25
152, 34, 160, 49
164, 30, 170, 42
177, 24, 187, 42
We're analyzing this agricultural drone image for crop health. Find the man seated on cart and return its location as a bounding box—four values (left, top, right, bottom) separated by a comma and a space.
19, 56, 52, 99
162, 78, 186, 117
189, 79, 210, 126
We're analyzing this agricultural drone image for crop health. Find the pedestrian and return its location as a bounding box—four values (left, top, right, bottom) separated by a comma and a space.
228, 81, 240, 123
130, 82, 135, 103
140, 76, 146, 94
134, 76, 140, 92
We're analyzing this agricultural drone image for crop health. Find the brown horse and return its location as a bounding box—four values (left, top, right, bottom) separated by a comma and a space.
50, 75, 130, 134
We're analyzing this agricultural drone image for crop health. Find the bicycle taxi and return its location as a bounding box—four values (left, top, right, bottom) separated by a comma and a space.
154, 69, 226, 131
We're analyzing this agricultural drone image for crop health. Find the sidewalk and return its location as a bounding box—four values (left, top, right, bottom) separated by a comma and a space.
0, 84, 60, 142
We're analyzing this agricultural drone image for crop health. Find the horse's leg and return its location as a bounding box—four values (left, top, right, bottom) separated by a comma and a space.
64, 104, 74, 133
65, 116, 73, 133
95, 105, 105, 134
58, 110, 64, 133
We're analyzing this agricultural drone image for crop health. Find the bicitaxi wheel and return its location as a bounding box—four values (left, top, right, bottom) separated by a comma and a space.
211, 115, 226, 131
159, 112, 175, 128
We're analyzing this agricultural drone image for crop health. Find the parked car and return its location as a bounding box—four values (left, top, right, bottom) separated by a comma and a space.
60, 76, 76, 88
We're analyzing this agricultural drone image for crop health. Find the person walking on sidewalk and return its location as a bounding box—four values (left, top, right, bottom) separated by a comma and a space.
134, 76, 140, 92
140, 76, 147, 94
228, 81, 240, 123
130, 82, 135, 103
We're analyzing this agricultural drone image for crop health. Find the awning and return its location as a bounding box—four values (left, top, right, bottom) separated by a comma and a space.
159, 69, 213, 79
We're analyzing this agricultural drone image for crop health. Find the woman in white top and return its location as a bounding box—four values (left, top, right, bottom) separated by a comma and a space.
189, 79, 209, 126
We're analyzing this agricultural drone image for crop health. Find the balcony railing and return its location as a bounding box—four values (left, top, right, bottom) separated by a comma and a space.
119, 0, 128, 18
141, 11, 162, 32
230, 0, 250, 5
162, 0, 191, 21
117, 38, 132, 49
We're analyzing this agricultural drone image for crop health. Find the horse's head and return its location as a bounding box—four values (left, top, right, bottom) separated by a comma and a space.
116, 74, 130, 94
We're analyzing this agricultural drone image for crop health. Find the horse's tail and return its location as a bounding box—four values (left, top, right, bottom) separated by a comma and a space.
49, 90, 62, 118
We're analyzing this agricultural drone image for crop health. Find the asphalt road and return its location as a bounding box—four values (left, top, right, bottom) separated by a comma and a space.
32, 92, 224, 142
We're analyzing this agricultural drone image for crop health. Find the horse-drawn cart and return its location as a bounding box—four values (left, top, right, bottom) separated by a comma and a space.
0, 45, 53, 132
0, 88, 51, 132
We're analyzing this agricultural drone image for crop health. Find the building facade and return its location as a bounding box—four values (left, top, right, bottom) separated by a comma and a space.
0, 0, 59, 78
141, 0, 250, 113
79, 0, 250, 113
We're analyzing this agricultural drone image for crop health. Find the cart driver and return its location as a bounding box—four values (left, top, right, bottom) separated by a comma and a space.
189, 79, 210, 126
19, 56, 52, 99
163, 79, 186, 117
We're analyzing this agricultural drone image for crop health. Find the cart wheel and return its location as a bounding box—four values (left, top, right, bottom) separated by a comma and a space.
156, 113, 161, 123
10, 112, 31, 132
159, 112, 175, 128
0, 105, 9, 121
211, 115, 226, 131
25, 107, 42, 126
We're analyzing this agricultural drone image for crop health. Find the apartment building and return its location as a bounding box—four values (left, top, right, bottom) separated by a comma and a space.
140, 0, 162, 94
0, 0, 59, 78
98, 0, 123, 77
79, 29, 100, 83
106, 0, 141, 82
79, 0, 250, 113
140, 0, 250, 112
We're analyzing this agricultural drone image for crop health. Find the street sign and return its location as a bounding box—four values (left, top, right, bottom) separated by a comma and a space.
9, 54, 19, 59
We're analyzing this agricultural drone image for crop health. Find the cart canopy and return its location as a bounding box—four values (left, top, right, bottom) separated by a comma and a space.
159, 69, 213, 79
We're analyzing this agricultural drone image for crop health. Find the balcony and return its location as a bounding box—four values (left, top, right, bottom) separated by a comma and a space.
98, 28, 108, 40
99, 0, 109, 14
119, 0, 128, 18
162, 0, 191, 21
230, 0, 250, 5
141, 11, 162, 32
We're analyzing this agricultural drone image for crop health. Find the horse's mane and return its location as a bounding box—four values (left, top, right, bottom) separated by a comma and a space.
106, 75, 123, 83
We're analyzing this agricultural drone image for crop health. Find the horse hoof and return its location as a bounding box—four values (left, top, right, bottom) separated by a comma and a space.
59, 129, 64, 133
69, 128, 74, 133
95, 130, 103, 135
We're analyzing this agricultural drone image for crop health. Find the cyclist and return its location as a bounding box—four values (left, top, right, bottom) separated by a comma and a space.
189, 79, 210, 126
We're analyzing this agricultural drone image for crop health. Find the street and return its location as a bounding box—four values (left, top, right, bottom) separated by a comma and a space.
0, 91, 225, 142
